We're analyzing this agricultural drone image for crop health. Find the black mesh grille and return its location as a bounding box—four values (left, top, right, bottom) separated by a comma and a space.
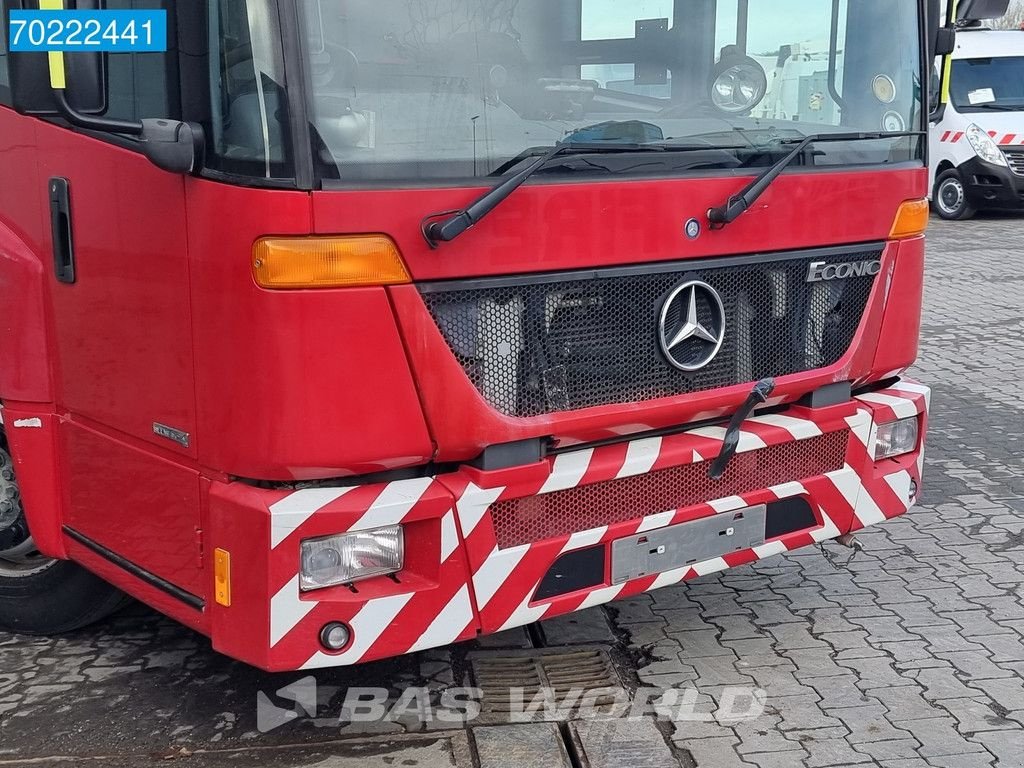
420, 249, 881, 417
1005, 148, 1024, 178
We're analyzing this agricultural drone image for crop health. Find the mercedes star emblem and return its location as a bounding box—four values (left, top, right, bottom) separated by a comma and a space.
658, 280, 726, 371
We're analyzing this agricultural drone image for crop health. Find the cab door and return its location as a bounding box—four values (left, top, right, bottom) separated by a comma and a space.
32, 14, 203, 598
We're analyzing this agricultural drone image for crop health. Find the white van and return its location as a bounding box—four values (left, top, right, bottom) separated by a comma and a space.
930, 28, 1024, 219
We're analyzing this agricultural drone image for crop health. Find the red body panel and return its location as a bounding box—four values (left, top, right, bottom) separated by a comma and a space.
33, 121, 198, 460
183, 181, 435, 481
1, 405, 66, 559
312, 168, 926, 280
61, 421, 204, 596
0, 118, 52, 404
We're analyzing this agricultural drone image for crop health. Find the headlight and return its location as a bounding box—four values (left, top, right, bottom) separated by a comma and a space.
965, 123, 1008, 167
710, 57, 768, 115
873, 417, 919, 461
872, 74, 897, 104
881, 111, 907, 132
300, 525, 404, 591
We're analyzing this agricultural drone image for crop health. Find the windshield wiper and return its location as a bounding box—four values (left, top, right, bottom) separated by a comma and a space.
706, 131, 924, 229
423, 141, 670, 246
973, 103, 1024, 112
422, 141, 687, 246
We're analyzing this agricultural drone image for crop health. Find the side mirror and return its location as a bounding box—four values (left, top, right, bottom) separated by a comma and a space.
9, 47, 106, 116
138, 119, 204, 175
10, 45, 204, 175
934, 27, 957, 57
956, 0, 1011, 22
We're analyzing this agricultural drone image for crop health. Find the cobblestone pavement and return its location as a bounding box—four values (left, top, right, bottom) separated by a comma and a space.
1, 217, 1023, 767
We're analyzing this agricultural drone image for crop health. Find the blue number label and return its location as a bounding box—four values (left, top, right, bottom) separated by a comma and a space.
8, 10, 167, 52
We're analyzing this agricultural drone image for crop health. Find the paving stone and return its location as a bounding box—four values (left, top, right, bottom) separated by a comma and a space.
798, 735, 876, 767
678, 735, 749, 768
852, 739, 924, 762
474, 724, 570, 768
741, 749, 811, 768
828, 703, 913, 744
932, 697, 1017, 734
892, 716, 989, 758
574, 718, 679, 768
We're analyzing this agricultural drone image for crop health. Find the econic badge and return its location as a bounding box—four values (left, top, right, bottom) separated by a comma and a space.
8, 8, 168, 53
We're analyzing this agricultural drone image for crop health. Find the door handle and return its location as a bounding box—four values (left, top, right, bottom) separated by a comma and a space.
49, 178, 75, 284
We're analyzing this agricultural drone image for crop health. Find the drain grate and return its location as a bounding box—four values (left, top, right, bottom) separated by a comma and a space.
470, 647, 627, 721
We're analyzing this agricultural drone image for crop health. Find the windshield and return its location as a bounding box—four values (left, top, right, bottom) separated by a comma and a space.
950, 57, 1024, 112
297, 0, 924, 182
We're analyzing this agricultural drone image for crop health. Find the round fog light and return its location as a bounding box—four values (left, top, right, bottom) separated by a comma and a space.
320, 622, 352, 652
908, 479, 919, 504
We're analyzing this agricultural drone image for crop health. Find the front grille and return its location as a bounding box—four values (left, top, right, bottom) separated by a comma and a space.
1005, 148, 1024, 177
490, 429, 849, 549
420, 248, 881, 417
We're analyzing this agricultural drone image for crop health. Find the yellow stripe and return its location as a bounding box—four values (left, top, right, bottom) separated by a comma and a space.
47, 51, 66, 90
40, 0, 66, 89
939, 0, 960, 106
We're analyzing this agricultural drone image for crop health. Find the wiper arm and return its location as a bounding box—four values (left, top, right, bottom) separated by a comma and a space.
706, 131, 924, 229
422, 141, 671, 247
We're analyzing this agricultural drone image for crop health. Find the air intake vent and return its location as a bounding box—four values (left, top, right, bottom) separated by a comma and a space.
420, 248, 881, 417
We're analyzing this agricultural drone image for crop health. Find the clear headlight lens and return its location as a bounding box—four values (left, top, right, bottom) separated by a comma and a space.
300, 525, 404, 591
873, 417, 919, 461
966, 123, 1008, 167
711, 60, 768, 114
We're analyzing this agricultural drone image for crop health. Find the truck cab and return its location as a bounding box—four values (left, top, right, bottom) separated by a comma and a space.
931, 28, 1024, 219
0, 0, 939, 671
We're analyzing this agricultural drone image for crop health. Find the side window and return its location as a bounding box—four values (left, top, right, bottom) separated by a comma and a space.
205, 0, 294, 180
0, 8, 10, 105
103, 0, 176, 121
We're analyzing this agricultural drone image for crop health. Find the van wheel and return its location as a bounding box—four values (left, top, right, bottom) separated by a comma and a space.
0, 434, 130, 635
933, 170, 976, 220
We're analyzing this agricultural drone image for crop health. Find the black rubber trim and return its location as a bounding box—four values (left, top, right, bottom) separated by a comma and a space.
798, 382, 852, 409
765, 497, 819, 540
63, 526, 204, 612
534, 546, 606, 601
417, 242, 887, 293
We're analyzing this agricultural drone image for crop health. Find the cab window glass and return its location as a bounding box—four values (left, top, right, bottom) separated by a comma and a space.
205, 0, 294, 180
103, 0, 175, 121
0, 10, 10, 105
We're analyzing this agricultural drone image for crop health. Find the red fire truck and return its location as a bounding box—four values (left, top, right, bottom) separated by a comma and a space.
0, 1, 948, 671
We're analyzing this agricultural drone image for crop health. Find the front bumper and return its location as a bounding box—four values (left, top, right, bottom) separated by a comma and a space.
961, 156, 1024, 212
208, 380, 930, 671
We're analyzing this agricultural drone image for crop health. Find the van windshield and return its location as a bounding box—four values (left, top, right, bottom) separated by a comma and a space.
297, 0, 924, 182
950, 57, 1024, 113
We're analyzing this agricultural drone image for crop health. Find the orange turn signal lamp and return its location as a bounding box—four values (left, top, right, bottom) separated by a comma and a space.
214, 548, 231, 607
253, 235, 411, 289
889, 199, 930, 240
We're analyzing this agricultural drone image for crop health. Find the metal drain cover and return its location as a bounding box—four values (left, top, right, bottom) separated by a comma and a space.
469, 646, 627, 723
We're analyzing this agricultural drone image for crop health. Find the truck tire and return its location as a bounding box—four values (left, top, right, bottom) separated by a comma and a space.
0, 433, 130, 635
933, 170, 976, 221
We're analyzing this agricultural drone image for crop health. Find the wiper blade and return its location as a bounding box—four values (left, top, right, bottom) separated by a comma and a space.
488, 141, 672, 178
422, 141, 696, 246
706, 131, 924, 229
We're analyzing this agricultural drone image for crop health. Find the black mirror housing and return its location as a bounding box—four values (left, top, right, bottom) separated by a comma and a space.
9, 49, 106, 116
140, 120, 205, 175
957, 0, 1011, 22
934, 27, 957, 57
